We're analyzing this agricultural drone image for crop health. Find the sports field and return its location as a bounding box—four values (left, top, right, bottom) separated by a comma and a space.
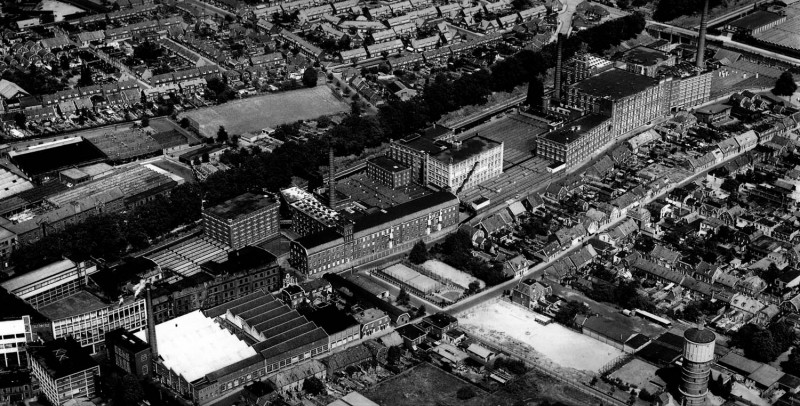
182, 87, 348, 138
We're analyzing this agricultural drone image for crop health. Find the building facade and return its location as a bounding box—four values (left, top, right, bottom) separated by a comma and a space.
203, 193, 280, 249
29, 339, 101, 406
281, 187, 339, 238
426, 136, 504, 192
536, 114, 613, 168
290, 192, 460, 275
48, 296, 147, 354
105, 328, 152, 378
0, 317, 32, 368
680, 326, 716, 406
1, 259, 98, 309
366, 156, 411, 189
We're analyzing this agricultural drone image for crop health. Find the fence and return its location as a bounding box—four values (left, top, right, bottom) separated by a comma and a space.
464, 332, 627, 406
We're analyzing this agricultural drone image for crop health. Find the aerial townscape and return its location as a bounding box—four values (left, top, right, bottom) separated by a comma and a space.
2, 0, 800, 405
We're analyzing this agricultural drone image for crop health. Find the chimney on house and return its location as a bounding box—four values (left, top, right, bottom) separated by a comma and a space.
328, 143, 335, 209
145, 285, 158, 359
696, 0, 710, 70
554, 33, 564, 102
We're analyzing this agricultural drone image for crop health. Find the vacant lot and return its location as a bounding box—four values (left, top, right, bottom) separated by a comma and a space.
364, 363, 489, 406
459, 300, 624, 373
364, 363, 604, 406
182, 87, 348, 138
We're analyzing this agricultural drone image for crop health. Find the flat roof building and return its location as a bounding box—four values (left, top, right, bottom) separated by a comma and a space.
726, 11, 786, 36
620, 46, 675, 77
367, 156, 411, 190
203, 193, 280, 249
281, 186, 339, 238
29, 338, 100, 406
290, 192, 459, 275
1, 259, 98, 309
536, 114, 613, 168
105, 328, 151, 378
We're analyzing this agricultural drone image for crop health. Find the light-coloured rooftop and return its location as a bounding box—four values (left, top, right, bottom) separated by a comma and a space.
135, 310, 258, 382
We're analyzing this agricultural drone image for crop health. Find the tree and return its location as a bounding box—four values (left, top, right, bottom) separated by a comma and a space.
14, 113, 26, 129
397, 287, 410, 305
526, 75, 544, 109
554, 300, 586, 325
79, 63, 94, 86
302, 67, 318, 87
466, 280, 482, 295
415, 304, 426, 318
409, 240, 428, 264
773, 71, 798, 96
456, 386, 476, 400
783, 347, 800, 376
302, 376, 326, 396
141, 116, 150, 127
179, 117, 190, 128
217, 126, 229, 143
387, 346, 402, 365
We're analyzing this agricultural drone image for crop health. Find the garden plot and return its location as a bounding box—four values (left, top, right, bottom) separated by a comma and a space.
422, 260, 485, 289
458, 300, 624, 374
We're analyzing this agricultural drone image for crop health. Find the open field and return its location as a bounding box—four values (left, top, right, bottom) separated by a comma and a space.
609, 358, 660, 390
422, 260, 484, 289
459, 300, 624, 373
181, 87, 348, 138
364, 362, 606, 406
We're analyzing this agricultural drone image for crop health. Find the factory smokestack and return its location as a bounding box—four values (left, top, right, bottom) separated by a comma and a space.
554, 33, 564, 102
328, 144, 335, 209
145, 285, 158, 358
696, 0, 709, 69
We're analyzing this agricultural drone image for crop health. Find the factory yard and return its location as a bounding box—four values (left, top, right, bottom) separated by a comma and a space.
458, 300, 624, 375
181, 86, 349, 138
455, 114, 547, 168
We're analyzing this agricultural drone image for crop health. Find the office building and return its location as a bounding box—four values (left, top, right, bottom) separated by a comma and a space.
203, 193, 280, 249
290, 192, 459, 275
0, 288, 45, 368
105, 328, 152, 378
29, 338, 100, 406
39, 291, 147, 354
366, 156, 411, 189
427, 136, 503, 192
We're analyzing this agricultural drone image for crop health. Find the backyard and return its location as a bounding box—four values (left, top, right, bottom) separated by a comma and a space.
458, 300, 625, 377
181, 86, 349, 138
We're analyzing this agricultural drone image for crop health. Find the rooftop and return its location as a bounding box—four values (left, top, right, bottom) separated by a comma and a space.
684, 326, 716, 344
544, 114, 610, 145
29, 338, 98, 380
302, 305, 358, 334
621, 46, 670, 66
0, 287, 46, 322
106, 328, 150, 353
368, 155, 409, 173
572, 68, 660, 100
431, 136, 501, 165
134, 310, 258, 382
204, 193, 278, 220
1, 259, 76, 293
38, 290, 108, 321
728, 10, 784, 31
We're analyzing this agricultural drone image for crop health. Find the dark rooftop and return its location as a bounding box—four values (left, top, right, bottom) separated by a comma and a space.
91, 257, 158, 297
544, 114, 610, 145
684, 326, 716, 344
572, 69, 660, 100
29, 338, 98, 380
431, 136, 501, 165
621, 46, 670, 66
301, 305, 358, 335
0, 287, 47, 323
368, 155, 409, 173
11, 141, 106, 177
0, 370, 31, 388
106, 328, 150, 353
728, 10, 784, 31
397, 135, 443, 155
38, 290, 109, 320
636, 341, 682, 366
423, 312, 458, 329
202, 246, 277, 276
205, 192, 278, 220
396, 323, 427, 340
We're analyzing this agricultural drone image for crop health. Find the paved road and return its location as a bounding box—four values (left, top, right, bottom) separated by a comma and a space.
183, 0, 234, 18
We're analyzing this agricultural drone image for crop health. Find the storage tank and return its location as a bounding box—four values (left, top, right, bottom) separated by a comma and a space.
680, 324, 716, 406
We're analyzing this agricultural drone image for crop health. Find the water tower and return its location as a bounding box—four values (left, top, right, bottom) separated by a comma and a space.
680, 322, 716, 406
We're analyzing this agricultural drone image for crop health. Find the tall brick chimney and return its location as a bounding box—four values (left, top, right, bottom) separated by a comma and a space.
328, 144, 335, 209
696, 0, 710, 70
145, 285, 158, 358
554, 33, 564, 101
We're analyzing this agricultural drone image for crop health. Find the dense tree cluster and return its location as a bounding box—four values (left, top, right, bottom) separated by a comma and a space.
493, 357, 528, 374
731, 322, 796, 363
409, 240, 429, 265
653, 0, 722, 22
554, 300, 587, 325
583, 279, 656, 312
773, 71, 798, 96
10, 184, 201, 272
433, 230, 509, 286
